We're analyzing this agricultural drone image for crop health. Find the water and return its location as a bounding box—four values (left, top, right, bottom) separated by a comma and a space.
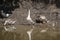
27, 28, 33, 40
0, 25, 60, 40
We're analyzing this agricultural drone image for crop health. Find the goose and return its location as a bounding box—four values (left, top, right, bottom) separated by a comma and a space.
27, 29, 33, 40
26, 9, 35, 24
4, 26, 16, 31
39, 15, 48, 23
4, 19, 16, 25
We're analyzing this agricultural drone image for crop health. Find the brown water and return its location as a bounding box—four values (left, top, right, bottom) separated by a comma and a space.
0, 25, 60, 40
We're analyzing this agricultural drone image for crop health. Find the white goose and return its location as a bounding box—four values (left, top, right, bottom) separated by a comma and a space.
27, 29, 33, 40
40, 15, 49, 23
4, 19, 16, 25
26, 9, 35, 24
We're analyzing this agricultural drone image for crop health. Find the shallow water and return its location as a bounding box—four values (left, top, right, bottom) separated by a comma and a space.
0, 25, 60, 40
